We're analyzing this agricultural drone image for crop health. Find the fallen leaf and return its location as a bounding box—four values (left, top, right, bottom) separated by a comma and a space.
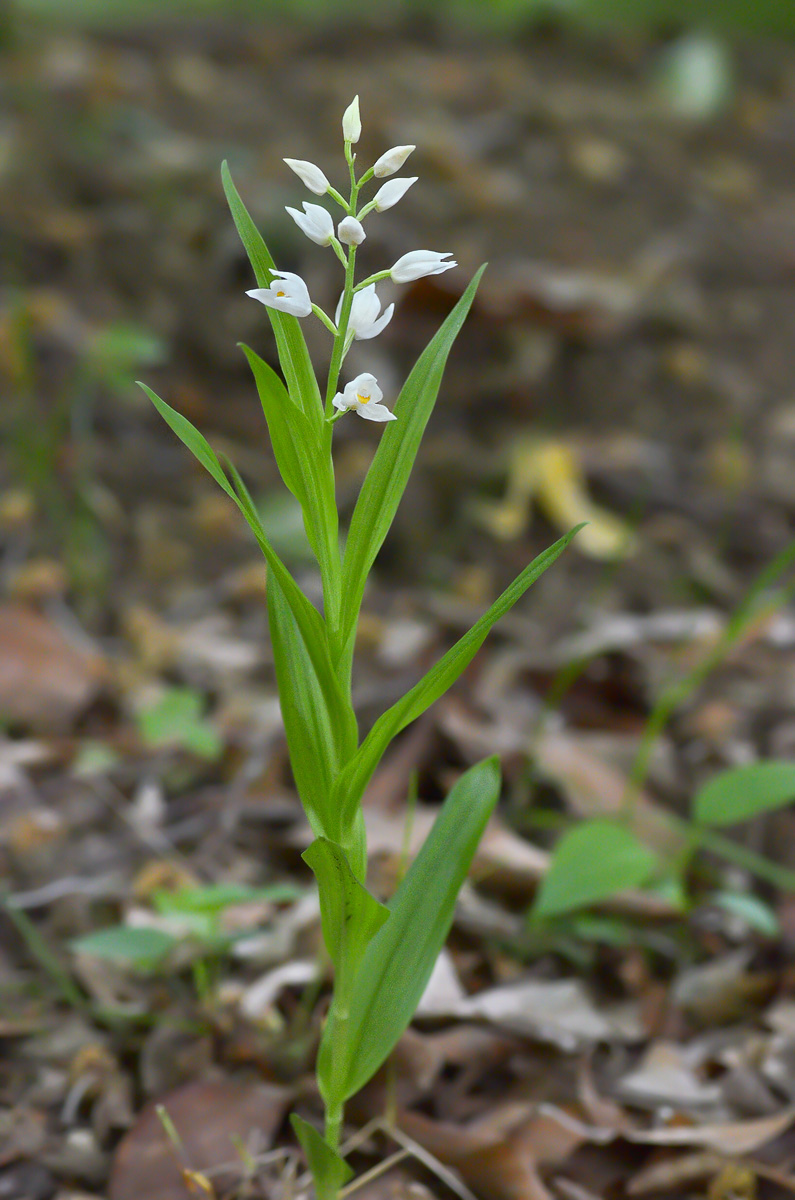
109, 1080, 293, 1200
0, 605, 107, 731
625, 1107, 795, 1155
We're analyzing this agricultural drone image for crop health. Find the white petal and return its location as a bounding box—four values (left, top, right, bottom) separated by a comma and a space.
338, 215, 366, 246
349, 285, 380, 331
332, 392, 349, 411
342, 95, 361, 143
373, 145, 416, 178
283, 158, 329, 195
355, 302, 394, 340
390, 251, 456, 283
357, 403, 397, 422
373, 177, 418, 212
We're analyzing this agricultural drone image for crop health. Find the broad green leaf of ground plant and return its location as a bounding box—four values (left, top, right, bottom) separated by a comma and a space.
290, 1115, 352, 1200
241, 343, 341, 622
71, 925, 176, 971
337, 266, 487, 668
222, 162, 322, 426
303, 838, 389, 1000
332, 528, 581, 826
319, 756, 501, 1105
532, 818, 658, 919
694, 761, 795, 826
137, 686, 222, 760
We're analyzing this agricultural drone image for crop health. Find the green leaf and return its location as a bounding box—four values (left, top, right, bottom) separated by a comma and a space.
290, 1114, 352, 1199
338, 266, 486, 663
303, 839, 389, 998
221, 162, 322, 426
322, 757, 501, 1104
694, 761, 795, 826
71, 925, 176, 970
241, 343, 341, 624
137, 687, 223, 760
332, 528, 580, 825
142, 383, 358, 841
533, 819, 658, 919
268, 574, 358, 851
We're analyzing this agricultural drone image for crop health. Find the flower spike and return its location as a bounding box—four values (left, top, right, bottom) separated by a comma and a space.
333, 372, 396, 422
246, 270, 313, 317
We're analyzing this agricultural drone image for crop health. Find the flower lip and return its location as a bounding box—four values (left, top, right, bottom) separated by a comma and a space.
373, 145, 416, 178
283, 158, 330, 196
246, 269, 313, 317
390, 250, 457, 284
332, 371, 397, 422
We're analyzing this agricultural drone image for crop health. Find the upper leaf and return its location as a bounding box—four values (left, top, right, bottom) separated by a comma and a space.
533, 819, 658, 919
337, 266, 487, 664
222, 161, 322, 426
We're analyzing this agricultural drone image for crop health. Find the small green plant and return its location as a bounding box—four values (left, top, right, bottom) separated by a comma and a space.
140, 96, 575, 1197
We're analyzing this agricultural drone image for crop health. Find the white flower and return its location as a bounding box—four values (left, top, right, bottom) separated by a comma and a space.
373, 177, 417, 212
390, 250, 457, 283
246, 271, 312, 317
283, 158, 329, 196
335, 284, 394, 341
285, 202, 334, 246
373, 145, 415, 178
333, 372, 396, 422
342, 95, 361, 143
338, 216, 366, 246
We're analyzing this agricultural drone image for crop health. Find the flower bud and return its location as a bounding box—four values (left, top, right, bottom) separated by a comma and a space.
373, 177, 417, 212
283, 158, 329, 196
338, 216, 366, 246
390, 250, 457, 283
342, 96, 361, 144
373, 145, 415, 178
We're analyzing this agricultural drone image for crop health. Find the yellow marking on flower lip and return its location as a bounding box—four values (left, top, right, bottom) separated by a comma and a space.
276, 290, 286, 297
356, 393, 371, 404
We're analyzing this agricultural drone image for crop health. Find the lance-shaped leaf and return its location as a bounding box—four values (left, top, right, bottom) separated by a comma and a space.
222, 161, 322, 427
337, 265, 487, 664
290, 1114, 352, 1200
303, 838, 389, 998
321, 757, 501, 1105
140, 384, 356, 835
268, 575, 357, 838
241, 344, 341, 625
332, 527, 580, 825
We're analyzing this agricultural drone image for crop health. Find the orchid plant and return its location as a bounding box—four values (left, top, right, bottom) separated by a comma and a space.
141, 96, 576, 1199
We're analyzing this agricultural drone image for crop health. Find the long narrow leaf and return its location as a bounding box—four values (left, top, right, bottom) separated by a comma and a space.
321, 757, 501, 1104
333, 527, 581, 824
338, 266, 486, 662
221, 161, 322, 426
141, 384, 356, 835
241, 344, 341, 625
